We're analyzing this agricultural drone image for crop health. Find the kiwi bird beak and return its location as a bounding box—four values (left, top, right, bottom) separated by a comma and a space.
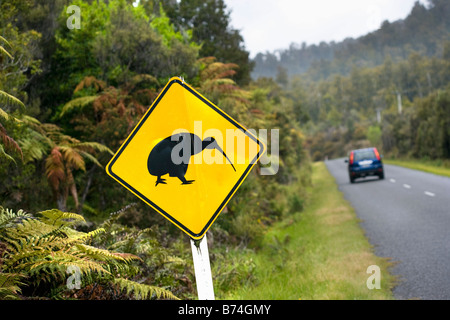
214, 144, 236, 172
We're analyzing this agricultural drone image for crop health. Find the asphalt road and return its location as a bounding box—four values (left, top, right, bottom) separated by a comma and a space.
325, 158, 450, 300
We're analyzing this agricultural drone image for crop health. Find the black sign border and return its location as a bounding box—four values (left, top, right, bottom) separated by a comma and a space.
106, 78, 265, 239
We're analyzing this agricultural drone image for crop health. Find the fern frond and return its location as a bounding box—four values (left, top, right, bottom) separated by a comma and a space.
0, 35, 12, 47
3, 238, 68, 272
199, 57, 238, 82
163, 255, 186, 265
74, 76, 106, 93
0, 207, 31, 229
59, 96, 97, 118
40, 123, 63, 135
59, 145, 86, 171
0, 273, 24, 300
110, 252, 142, 263
0, 122, 23, 161
130, 74, 159, 87
20, 114, 41, 126
19, 138, 47, 162
4, 241, 54, 269
71, 227, 105, 241
45, 147, 65, 190
75, 244, 140, 263
71, 141, 114, 155
0, 46, 13, 60
114, 278, 179, 300
2, 224, 73, 262
18, 126, 52, 162
0, 144, 16, 163
78, 150, 103, 168
12, 217, 58, 238
28, 255, 110, 279
0, 90, 25, 110
0, 107, 12, 122
39, 209, 85, 227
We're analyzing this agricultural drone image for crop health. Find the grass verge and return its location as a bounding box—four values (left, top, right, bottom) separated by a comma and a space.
384, 158, 450, 178
225, 162, 395, 300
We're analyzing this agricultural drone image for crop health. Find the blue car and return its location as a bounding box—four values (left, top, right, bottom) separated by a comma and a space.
345, 147, 384, 183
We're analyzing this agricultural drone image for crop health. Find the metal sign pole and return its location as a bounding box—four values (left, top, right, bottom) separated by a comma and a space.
190, 233, 215, 300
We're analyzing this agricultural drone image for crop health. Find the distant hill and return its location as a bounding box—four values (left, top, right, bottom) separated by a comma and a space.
251, 0, 450, 80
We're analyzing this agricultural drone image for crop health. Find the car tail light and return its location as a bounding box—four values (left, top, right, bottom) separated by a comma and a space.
373, 148, 381, 160
349, 152, 354, 165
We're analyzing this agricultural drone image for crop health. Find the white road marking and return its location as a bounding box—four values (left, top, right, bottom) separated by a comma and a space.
424, 191, 435, 197
390, 179, 396, 183
403, 184, 411, 189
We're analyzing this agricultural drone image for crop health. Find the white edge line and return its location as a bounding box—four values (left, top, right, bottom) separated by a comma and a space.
403, 184, 411, 189
424, 191, 435, 197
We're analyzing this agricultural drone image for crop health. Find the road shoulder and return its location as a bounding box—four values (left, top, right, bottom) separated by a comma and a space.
227, 161, 396, 299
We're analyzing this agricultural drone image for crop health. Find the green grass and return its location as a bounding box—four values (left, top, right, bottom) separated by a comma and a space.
224, 162, 395, 300
384, 158, 450, 178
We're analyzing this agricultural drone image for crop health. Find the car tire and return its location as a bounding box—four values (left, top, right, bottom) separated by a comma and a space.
349, 175, 355, 184
379, 172, 384, 180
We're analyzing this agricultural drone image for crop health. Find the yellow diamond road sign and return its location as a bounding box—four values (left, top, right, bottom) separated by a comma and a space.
106, 77, 266, 239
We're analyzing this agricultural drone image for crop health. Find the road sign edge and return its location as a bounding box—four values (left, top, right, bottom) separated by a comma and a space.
105, 76, 267, 240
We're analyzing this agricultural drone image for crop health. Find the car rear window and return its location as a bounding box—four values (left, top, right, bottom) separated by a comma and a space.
354, 149, 376, 161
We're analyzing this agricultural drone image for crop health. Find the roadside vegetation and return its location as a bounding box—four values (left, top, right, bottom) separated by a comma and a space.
226, 162, 396, 300
384, 158, 450, 178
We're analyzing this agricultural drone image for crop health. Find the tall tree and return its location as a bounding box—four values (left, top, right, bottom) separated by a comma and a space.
157, 0, 253, 85
43, 123, 113, 212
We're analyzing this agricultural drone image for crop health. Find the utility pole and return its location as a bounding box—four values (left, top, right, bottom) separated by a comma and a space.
396, 91, 402, 115
372, 93, 385, 124
391, 89, 406, 115
376, 108, 382, 124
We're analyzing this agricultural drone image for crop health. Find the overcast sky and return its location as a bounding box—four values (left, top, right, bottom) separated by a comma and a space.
224, 0, 428, 58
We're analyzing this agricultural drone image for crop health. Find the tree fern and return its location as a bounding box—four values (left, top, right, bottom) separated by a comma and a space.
40, 127, 113, 211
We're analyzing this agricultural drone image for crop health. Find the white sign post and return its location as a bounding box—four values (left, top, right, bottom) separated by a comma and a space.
190, 233, 215, 300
